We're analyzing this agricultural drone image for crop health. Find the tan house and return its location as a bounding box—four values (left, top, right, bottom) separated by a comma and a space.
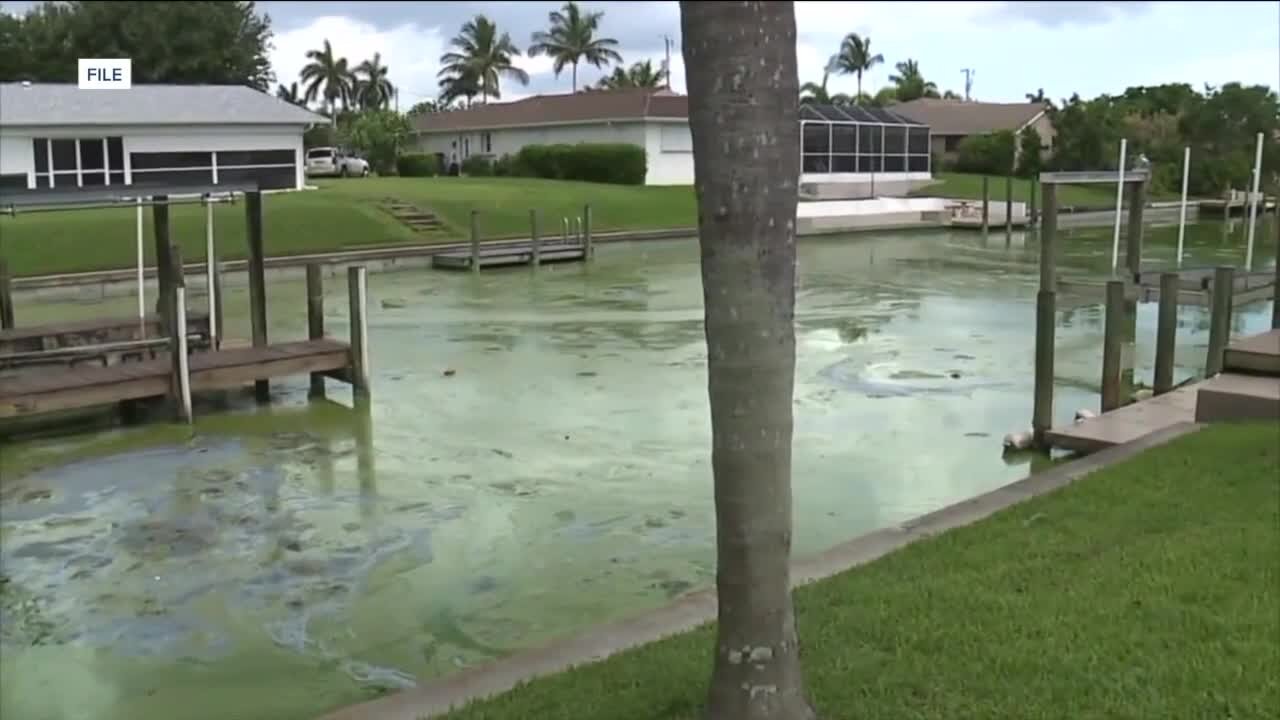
891, 98, 1053, 167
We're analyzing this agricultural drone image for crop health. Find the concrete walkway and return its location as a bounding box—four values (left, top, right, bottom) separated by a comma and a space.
316, 422, 1202, 720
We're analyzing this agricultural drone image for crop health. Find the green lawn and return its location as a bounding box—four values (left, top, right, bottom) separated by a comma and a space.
913, 172, 1179, 208
438, 423, 1279, 720
0, 177, 697, 277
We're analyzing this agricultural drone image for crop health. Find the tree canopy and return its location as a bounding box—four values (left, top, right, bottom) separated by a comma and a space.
528, 1, 622, 92
438, 15, 529, 104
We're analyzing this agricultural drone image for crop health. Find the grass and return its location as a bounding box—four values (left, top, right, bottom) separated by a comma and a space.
914, 172, 1179, 207
0, 177, 696, 278
435, 423, 1279, 720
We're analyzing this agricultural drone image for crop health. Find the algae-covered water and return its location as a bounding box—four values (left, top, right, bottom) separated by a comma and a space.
1, 218, 1275, 720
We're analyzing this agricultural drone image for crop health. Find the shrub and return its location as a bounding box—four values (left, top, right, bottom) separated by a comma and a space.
461, 155, 495, 177
304, 125, 336, 150
492, 153, 516, 177
955, 130, 1017, 176
396, 153, 437, 177
513, 143, 646, 185
1015, 126, 1043, 178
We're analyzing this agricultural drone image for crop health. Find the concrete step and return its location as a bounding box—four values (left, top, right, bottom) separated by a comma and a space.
1193, 372, 1280, 423
1224, 329, 1280, 376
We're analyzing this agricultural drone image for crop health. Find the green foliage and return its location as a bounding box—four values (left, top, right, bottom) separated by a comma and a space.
0, 1, 273, 87
955, 131, 1017, 175
513, 143, 646, 185
438, 14, 529, 103
461, 155, 495, 177
303, 125, 336, 150
888, 59, 939, 102
395, 153, 438, 177
528, 1, 623, 92
345, 110, 411, 175
1016, 126, 1043, 177
492, 154, 517, 177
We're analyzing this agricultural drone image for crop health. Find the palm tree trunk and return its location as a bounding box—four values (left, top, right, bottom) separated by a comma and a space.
572, 62, 578, 93
857, 71, 862, 102
680, 2, 816, 719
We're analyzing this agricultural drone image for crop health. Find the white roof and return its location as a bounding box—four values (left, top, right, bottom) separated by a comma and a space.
0, 83, 326, 127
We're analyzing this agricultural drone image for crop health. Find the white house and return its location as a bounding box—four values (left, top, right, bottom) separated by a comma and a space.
412, 88, 695, 185
0, 82, 325, 192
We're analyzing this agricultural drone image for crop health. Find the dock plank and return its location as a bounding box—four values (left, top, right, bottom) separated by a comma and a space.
1044, 382, 1201, 454
0, 314, 211, 354
1224, 329, 1280, 375
432, 243, 587, 271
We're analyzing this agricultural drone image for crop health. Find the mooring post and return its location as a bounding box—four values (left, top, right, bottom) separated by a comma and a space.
245, 190, 269, 402
0, 258, 14, 330
981, 176, 990, 234
562, 217, 570, 244
1028, 178, 1038, 228
583, 204, 593, 259
1154, 272, 1179, 395
1125, 178, 1147, 279
348, 265, 370, 396
211, 254, 224, 348
529, 209, 542, 267
1004, 175, 1013, 238
1100, 280, 1126, 413
469, 209, 481, 274
1031, 181, 1058, 447
306, 263, 326, 399
169, 245, 192, 424
1272, 218, 1280, 330
204, 197, 219, 350
152, 196, 173, 331
1204, 266, 1235, 376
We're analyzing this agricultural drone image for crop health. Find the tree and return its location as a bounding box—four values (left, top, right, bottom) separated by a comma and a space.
407, 99, 439, 116
301, 39, 355, 122
439, 14, 529, 103
595, 59, 668, 90
955, 130, 1017, 175
1026, 88, 1047, 103
888, 59, 938, 102
680, 2, 816, 719
354, 53, 395, 110
276, 82, 306, 107
438, 66, 482, 108
943, 89, 962, 100
868, 86, 898, 107
1, 1, 273, 88
1016, 125, 1043, 177
799, 56, 851, 105
831, 32, 882, 100
346, 109, 411, 175
528, 1, 623, 93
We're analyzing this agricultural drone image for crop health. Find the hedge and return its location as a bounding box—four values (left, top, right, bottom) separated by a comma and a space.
955, 130, 1017, 176
396, 153, 438, 177
513, 143, 647, 185
461, 155, 494, 177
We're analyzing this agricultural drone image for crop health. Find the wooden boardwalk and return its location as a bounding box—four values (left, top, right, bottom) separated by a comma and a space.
0, 338, 350, 419
0, 314, 210, 355
432, 243, 586, 270
1058, 266, 1276, 310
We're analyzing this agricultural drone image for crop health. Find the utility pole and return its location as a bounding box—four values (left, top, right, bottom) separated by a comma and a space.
962, 68, 975, 102
663, 34, 673, 90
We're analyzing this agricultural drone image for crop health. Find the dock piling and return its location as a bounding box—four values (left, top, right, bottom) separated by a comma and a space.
1125, 177, 1147, 278
1028, 179, 1038, 227
583, 204, 593, 259
529, 209, 542, 267
1004, 175, 1013, 240
152, 196, 172, 331
204, 198, 219, 349
245, 190, 269, 402
981, 176, 990, 235
0, 258, 14, 330
1272, 217, 1279, 330
1205, 266, 1235, 376
1154, 272, 1179, 395
1101, 280, 1126, 412
562, 217, 570, 244
469, 210, 481, 274
169, 245, 192, 424
307, 264, 326, 399
348, 266, 370, 396
1031, 181, 1058, 447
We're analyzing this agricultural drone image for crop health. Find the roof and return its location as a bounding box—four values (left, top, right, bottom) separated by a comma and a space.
800, 103, 926, 126
0, 83, 326, 127
412, 88, 688, 133
890, 98, 1047, 136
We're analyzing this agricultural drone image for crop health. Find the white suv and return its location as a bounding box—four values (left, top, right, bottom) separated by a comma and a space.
306, 147, 370, 178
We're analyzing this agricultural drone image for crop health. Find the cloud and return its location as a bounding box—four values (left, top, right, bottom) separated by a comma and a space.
986, 0, 1155, 28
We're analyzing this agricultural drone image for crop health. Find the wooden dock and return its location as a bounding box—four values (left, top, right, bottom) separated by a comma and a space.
431, 242, 587, 270
1057, 266, 1276, 310
0, 314, 210, 355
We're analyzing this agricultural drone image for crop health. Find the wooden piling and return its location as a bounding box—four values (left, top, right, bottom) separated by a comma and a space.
169, 245, 192, 424
348, 266, 370, 395
0, 258, 14, 330
1100, 280, 1126, 412
529, 210, 542, 267
307, 264, 326, 399
1204, 266, 1235, 376
1125, 179, 1147, 278
1004, 175, 1013, 237
1028, 179, 1038, 227
204, 200, 219, 349
1031, 181, 1058, 447
469, 210, 481, 274
981, 176, 990, 234
211, 255, 224, 348
1153, 272, 1179, 395
562, 217, 570, 244
1272, 217, 1280, 330
245, 191, 269, 402
152, 196, 172, 330
583, 204, 593, 259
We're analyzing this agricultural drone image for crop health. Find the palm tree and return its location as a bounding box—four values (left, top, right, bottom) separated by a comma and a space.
832, 32, 883, 100
527, 1, 623, 92
595, 59, 667, 90
943, 89, 962, 100
300, 39, 354, 123
438, 66, 482, 109
799, 54, 852, 104
354, 53, 395, 110
275, 82, 305, 108
888, 59, 938, 102
438, 15, 529, 103
1026, 88, 1047, 103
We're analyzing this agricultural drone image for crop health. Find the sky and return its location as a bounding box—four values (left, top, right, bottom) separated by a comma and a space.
3, 1, 1278, 108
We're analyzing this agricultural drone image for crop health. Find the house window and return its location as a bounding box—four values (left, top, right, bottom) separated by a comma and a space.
482, 132, 492, 153
214, 148, 296, 190
0, 174, 27, 189
32, 137, 125, 187
463, 137, 470, 157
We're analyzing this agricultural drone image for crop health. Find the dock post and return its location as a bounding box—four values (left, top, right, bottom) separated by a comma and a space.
529, 209, 542, 267
153, 196, 173, 331
204, 198, 219, 349
1272, 217, 1280, 330
306, 263, 326, 399
469, 210, 481, 274
1154, 273, 1179, 395
1004, 175, 1013, 239
562, 217, 570, 244
212, 254, 224, 348
0, 258, 14, 330
348, 266, 370, 396
1125, 178, 1147, 279
245, 190, 269, 402
1031, 181, 1057, 448
169, 245, 192, 424
1028, 179, 1038, 228
583, 204, 593, 259
1101, 280, 1126, 412
981, 176, 990, 234
1204, 266, 1235, 376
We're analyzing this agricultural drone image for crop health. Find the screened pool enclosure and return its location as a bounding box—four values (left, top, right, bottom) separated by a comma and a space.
800, 103, 931, 176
